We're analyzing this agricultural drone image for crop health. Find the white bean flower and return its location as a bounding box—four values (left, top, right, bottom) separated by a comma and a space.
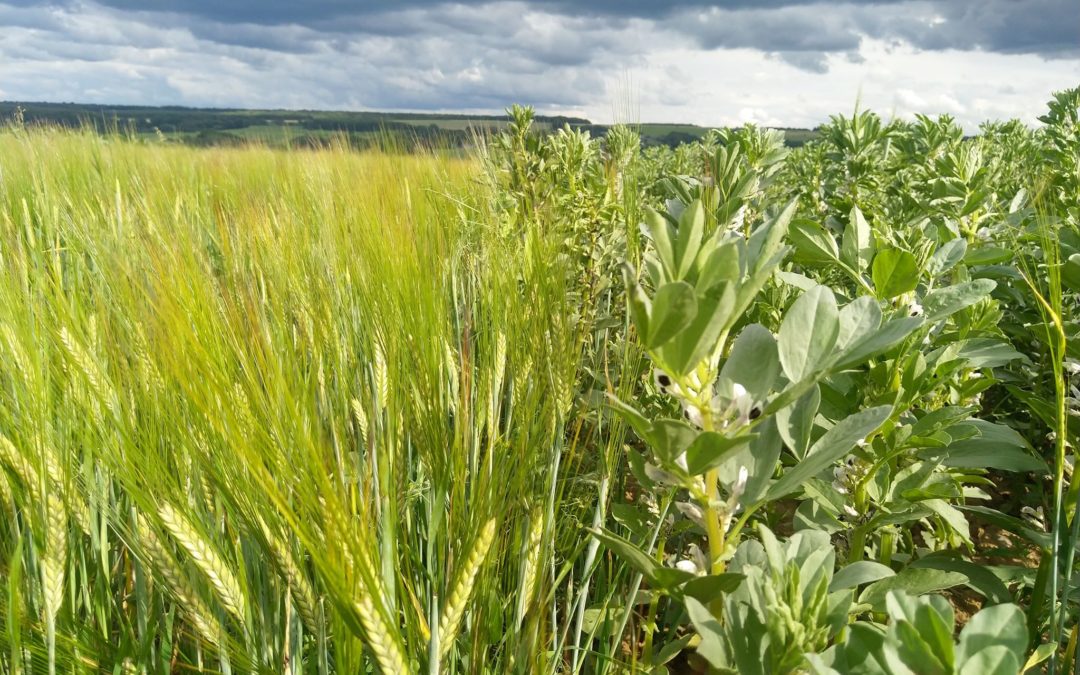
682, 402, 704, 429
674, 544, 709, 576
712, 382, 759, 428
653, 368, 683, 397
676, 501, 706, 530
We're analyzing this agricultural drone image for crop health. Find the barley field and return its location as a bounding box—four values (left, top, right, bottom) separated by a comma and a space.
0, 92, 1078, 674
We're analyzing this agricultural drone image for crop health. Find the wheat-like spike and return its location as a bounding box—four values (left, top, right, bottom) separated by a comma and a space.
257, 516, 319, 633
158, 503, 247, 624
40, 441, 91, 537
2, 323, 32, 384
443, 339, 459, 412
351, 398, 369, 445
354, 592, 409, 674
58, 326, 117, 416
198, 470, 216, 515
42, 493, 67, 624
493, 332, 507, 381
438, 517, 497, 662
0, 434, 43, 504
231, 383, 257, 440
317, 357, 327, 410
133, 329, 165, 395
373, 343, 389, 408
491, 332, 507, 402
518, 508, 545, 623
87, 314, 98, 350
137, 516, 220, 645
488, 332, 508, 437
512, 354, 533, 413
0, 471, 12, 510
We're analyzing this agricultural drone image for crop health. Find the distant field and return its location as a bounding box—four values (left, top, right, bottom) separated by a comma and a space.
0, 101, 817, 149
395, 117, 556, 132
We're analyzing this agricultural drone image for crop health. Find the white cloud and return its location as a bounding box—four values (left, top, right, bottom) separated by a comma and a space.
610, 38, 1079, 130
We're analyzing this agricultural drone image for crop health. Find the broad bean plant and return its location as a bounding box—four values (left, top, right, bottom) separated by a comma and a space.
586, 89, 1080, 674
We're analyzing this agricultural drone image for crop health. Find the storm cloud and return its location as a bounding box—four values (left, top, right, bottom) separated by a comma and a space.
0, 0, 1077, 129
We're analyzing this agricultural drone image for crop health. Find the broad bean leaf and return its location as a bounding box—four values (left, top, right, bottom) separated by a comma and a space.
587, 528, 694, 590
718, 324, 779, 402
644, 281, 697, 348
836, 296, 882, 352
921, 279, 996, 322
778, 285, 839, 382
955, 603, 1027, 667
859, 569, 967, 612
1063, 253, 1080, 290
643, 208, 676, 278
775, 384, 820, 459
674, 200, 705, 279
835, 315, 923, 370
685, 432, 755, 475
766, 406, 891, 500
872, 248, 919, 299
921, 419, 1047, 473
685, 597, 730, 670
842, 206, 875, 273
927, 238, 967, 277
790, 218, 839, 263
830, 561, 896, 592
657, 282, 735, 376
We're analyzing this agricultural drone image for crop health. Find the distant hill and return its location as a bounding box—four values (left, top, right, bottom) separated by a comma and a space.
0, 101, 817, 149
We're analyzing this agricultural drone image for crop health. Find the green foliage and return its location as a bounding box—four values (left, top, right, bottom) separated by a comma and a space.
807, 591, 1030, 675
1, 88, 1079, 674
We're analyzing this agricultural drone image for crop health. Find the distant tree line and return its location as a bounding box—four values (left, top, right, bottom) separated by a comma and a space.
0, 101, 814, 150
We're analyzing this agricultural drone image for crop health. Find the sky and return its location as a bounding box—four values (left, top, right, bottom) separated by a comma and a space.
0, 0, 1078, 130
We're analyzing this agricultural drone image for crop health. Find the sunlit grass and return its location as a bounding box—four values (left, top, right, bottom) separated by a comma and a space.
0, 127, 600, 672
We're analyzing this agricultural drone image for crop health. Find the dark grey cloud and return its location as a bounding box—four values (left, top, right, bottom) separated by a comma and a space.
667, 0, 1078, 69
5, 0, 885, 24
4, 0, 1077, 61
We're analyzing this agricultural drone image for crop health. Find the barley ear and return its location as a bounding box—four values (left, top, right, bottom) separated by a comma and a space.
373, 343, 390, 407
257, 516, 320, 633
438, 517, 497, 662
516, 507, 544, 628
0, 471, 11, 510
353, 592, 409, 674
0, 435, 41, 503
42, 494, 67, 621
351, 398, 369, 445
137, 515, 220, 646
158, 503, 247, 624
